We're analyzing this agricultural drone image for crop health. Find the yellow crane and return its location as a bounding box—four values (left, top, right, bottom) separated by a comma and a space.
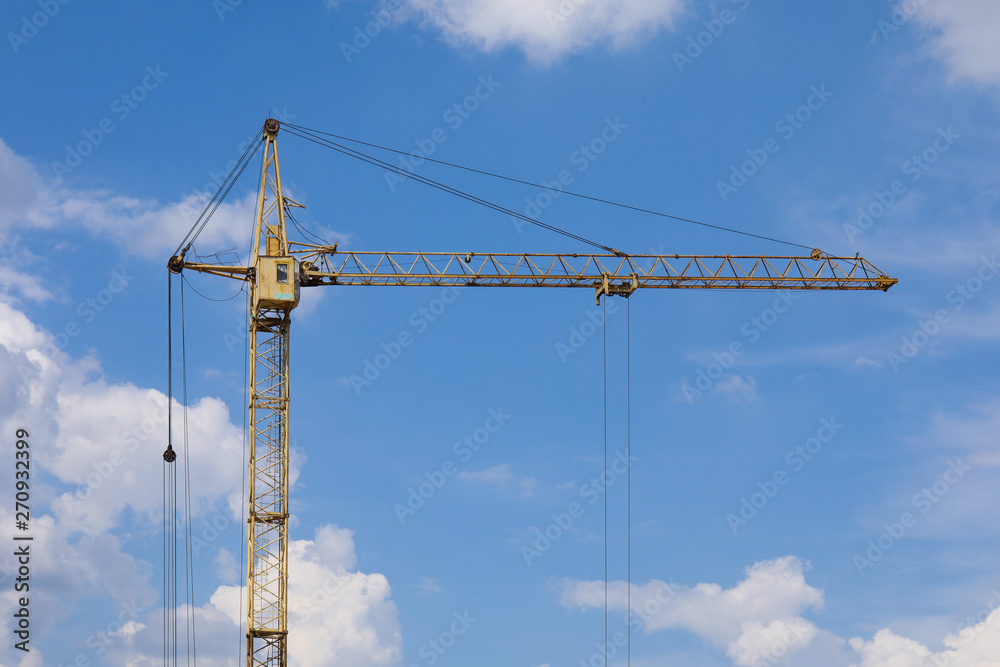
168, 118, 897, 667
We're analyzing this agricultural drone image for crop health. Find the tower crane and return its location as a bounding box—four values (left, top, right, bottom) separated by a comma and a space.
167, 118, 897, 667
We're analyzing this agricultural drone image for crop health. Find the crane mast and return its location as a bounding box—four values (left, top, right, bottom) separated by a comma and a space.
169, 119, 897, 667
247, 119, 294, 667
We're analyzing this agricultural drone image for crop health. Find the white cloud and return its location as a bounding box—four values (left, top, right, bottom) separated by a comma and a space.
0, 263, 52, 304
851, 609, 1000, 667
0, 138, 44, 226
414, 577, 444, 595
50, 383, 247, 535
559, 556, 823, 660
912, 0, 1000, 87
401, 0, 686, 62
106, 524, 402, 667
458, 463, 538, 497
0, 299, 250, 535
0, 135, 252, 259
713, 373, 759, 403
0, 509, 159, 667
0, 141, 381, 664
3, 135, 338, 265
727, 618, 818, 667
920, 399, 1000, 466
458, 463, 513, 485
558, 556, 1000, 666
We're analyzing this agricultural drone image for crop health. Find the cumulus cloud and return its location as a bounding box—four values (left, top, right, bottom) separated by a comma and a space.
0, 295, 396, 665
558, 556, 1000, 666
0, 263, 52, 304
0, 133, 372, 664
559, 556, 824, 664
104, 525, 401, 667
0, 137, 44, 225
0, 508, 159, 667
401, 0, 686, 62
0, 268, 401, 663
0, 299, 250, 536
0, 136, 253, 259
851, 610, 1000, 667
912, 0, 1000, 87
1, 134, 349, 264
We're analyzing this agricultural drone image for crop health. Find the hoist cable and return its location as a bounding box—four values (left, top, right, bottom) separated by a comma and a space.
163, 460, 170, 665
179, 278, 198, 667
627, 299, 632, 667
237, 283, 250, 661
164, 274, 170, 667
181, 274, 246, 302
172, 129, 265, 259
281, 122, 815, 252
603, 298, 608, 667
283, 125, 615, 253
164, 271, 178, 667
172, 128, 262, 256
281, 126, 618, 254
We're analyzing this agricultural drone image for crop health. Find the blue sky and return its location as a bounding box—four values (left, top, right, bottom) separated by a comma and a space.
2, 0, 1000, 665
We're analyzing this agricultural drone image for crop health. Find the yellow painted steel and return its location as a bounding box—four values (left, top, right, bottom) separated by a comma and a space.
292, 246, 897, 303
246, 121, 294, 667
173, 119, 898, 667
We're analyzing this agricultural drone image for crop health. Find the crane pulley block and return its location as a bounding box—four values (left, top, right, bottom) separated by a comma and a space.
597, 273, 639, 304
